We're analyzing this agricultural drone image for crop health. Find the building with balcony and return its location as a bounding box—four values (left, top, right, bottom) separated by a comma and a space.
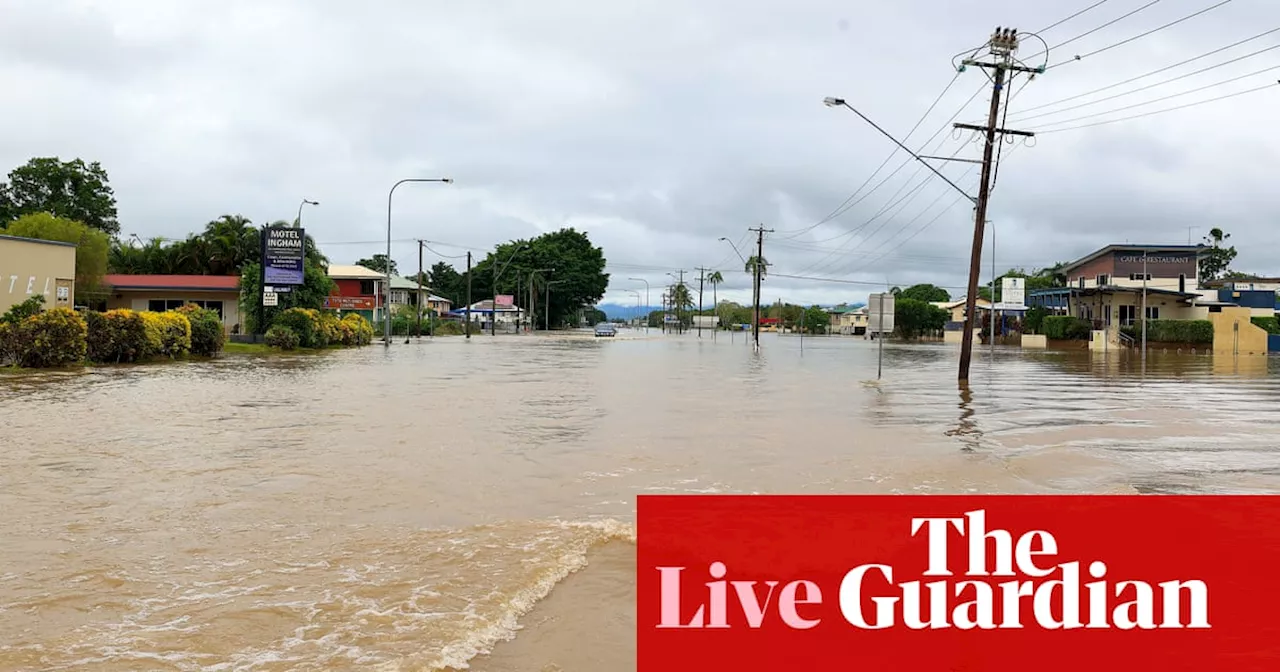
325, 264, 385, 324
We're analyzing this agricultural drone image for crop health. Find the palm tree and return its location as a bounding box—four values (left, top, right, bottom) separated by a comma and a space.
745, 255, 768, 280
706, 271, 724, 329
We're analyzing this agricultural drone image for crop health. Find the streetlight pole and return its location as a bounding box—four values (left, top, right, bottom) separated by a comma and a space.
384, 177, 452, 346
296, 199, 318, 228
626, 290, 642, 328
628, 278, 650, 333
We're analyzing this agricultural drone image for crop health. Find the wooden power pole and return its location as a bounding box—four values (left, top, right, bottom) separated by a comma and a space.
465, 251, 473, 339
695, 266, 709, 337
955, 27, 1038, 382
749, 225, 773, 351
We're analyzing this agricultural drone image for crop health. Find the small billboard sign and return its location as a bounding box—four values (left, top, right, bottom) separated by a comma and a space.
997, 277, 1027, 311
495, 294, 515, 307
263, 291, 278, 307
868, 292, 895, 333
262, 226, 306, 286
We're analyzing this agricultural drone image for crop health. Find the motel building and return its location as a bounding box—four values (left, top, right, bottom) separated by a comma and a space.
0, 234, 77, 314
102, 274, 243, 333
1026, 244, 1227, 346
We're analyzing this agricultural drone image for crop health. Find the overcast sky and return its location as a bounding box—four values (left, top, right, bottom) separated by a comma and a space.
3, 0, 1277, 308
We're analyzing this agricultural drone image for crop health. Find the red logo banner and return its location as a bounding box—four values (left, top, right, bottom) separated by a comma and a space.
637, 495, 1280, 671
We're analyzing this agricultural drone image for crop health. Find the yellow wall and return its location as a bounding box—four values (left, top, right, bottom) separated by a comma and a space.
105, 290, 242, 333
0, 236, 76, 314
1211, 306, 1268, 357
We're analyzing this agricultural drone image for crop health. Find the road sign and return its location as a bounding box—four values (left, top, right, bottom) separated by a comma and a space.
263, 291, 278, 307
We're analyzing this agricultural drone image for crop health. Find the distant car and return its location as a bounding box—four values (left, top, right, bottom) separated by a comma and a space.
594, 322, 617, 337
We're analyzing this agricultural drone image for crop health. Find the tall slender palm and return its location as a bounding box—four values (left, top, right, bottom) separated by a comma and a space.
745, 256, 768, 280
706, 271, 723, 329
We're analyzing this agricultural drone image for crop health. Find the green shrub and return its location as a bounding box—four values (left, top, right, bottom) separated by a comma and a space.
274, 308, 320, 348
1, 295, 45, 324
1252, 315, 1280, 335
1041, 315, 1093, 340
435, 320, 464, 336
341, 313, 373, 346
16, 307, 87, 367
1123, 319, 1213, 344
0, 321, 24, 365
176, 304, 225, 357
1023, 306, 1048, 334
265, 324, 300, 350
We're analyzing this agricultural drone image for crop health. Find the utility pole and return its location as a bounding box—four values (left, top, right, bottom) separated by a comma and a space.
955, 27, 1038, 382
695, 267, 709, 337
1142, 251, 1148, 360
678, 270, 686, 334
416, 240, 424, 340
465, 251, 472, 339
748, 225, 773, 351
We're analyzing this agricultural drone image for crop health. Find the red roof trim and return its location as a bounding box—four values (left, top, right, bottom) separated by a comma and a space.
104, 274, 241, 291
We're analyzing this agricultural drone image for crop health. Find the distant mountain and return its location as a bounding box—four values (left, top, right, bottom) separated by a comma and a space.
598, 303, 659, 319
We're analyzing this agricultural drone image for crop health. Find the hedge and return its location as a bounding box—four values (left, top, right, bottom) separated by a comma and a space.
1252, 315, 1280, 335
1041, 315, 1093, 340
341, 313, 373, 346
86, 309, 150, 363
176, 304, 225, 357
1120, 319, 1214, 344
273, 308, 321, 348
265, 324, 300, 350
7, 308, 88, 367
141, 311, 192, 358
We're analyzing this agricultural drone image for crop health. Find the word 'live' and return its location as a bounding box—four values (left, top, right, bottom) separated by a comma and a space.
655, 509, 1209, 631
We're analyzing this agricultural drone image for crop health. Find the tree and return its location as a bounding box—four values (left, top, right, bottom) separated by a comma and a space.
107, 217, 324, 276
583, 307, 607, 325
894, 298, 948, 339
898, 284, 950, 303
356, 254, 397, 276
706, 271, 724, 328
0, 158, 119, 235
239, 261, 336, 334
1199, 227, 1237, 282
426, 261, 465, 307
2, 212, 109, 302
802, 305, 829, 334
745, 255, 768, 280
471, 228, 609, 329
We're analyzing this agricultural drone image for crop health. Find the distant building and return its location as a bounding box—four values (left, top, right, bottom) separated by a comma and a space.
453, 299, 522, 331
103, 274, 242, 333
325, 264, 386, 324
828, 305, 868, 335
0, 234, 76, 314
387, 276, 453, 314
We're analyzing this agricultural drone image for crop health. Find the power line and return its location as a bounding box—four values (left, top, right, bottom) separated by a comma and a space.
1032, 79, 1280, 133
1025, 0, 1164, 62
1047, 0, 1234, 69
1038, 0, 1113, 34
770, 272, 973, 292
1011, 26, 1280, 116
1030, 66, 1280, 130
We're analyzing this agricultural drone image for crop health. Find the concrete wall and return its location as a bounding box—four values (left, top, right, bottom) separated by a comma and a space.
0, 236, 77, 314
1210, 306, 1268, 356
1021, 334, 1047, 349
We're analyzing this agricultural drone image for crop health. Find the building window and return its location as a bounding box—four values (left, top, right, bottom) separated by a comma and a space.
148, 299, 166, 312
1097, 274, 1109, 286
1078, 277, 1086, 289
1146, 306, 1160, 320
1119, 305, 1136, 326
1129, 273, 1151, 281
1178, 274, 1186, 293
360, 280, 376, 295
1105, 306, 1112, 326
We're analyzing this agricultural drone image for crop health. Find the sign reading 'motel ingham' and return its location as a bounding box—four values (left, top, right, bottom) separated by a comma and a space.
262, 226, 306, 286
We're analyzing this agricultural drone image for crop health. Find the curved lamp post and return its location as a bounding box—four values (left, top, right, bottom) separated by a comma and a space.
628, 277, 650, 333
384, 178, 452, 345
296, 199, 319, 228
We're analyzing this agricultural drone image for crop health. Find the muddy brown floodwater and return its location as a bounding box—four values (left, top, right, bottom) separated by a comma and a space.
2, 330, 1279, 671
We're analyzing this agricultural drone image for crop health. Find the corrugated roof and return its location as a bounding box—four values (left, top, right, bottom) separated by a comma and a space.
104, 274, 241, 291
327, 264, 386, 279
0, 234, 78, 248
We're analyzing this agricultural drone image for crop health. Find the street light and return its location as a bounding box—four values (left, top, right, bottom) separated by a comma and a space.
296, 199, 319, 228
384, 178, 453, 345
718, 237, 746, 264
625, 289, 642, 328
628, 277, 650, 333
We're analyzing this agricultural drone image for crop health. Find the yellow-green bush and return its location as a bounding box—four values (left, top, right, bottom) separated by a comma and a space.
273, 308, 321, 348
265, 324, 300, 350
17, 308, 87, 367
341, 313, 373, 346
317, 311, 342, 347
140, 311, 192, 358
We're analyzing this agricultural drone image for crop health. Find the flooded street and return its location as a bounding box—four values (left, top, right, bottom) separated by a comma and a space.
2, 331, 1279, 671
